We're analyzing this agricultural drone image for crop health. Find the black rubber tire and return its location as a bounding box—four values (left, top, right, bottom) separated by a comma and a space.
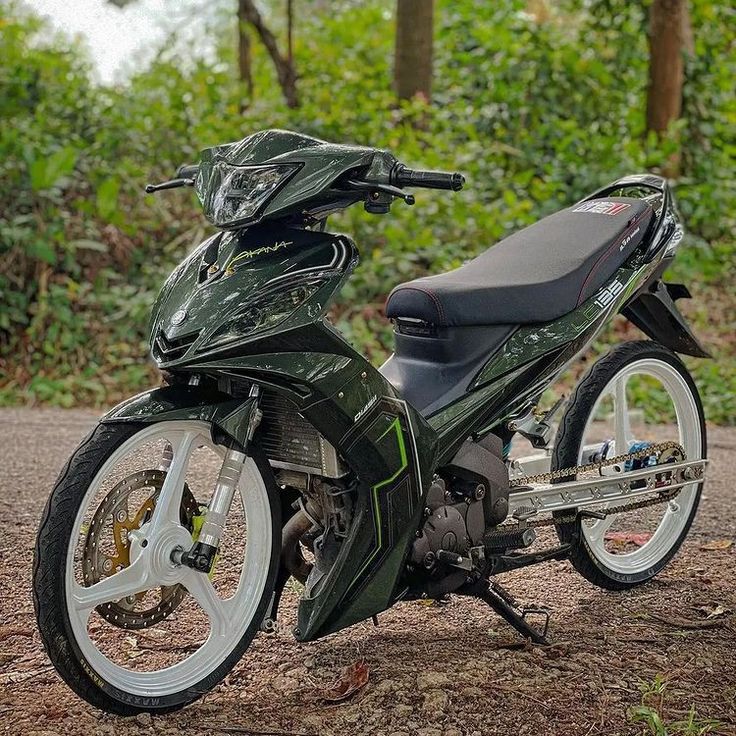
552, 341, 706, 590
33, 421, 281, 716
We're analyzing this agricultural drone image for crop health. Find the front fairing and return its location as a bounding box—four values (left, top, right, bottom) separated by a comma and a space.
196, 129, 393, 226
149, 224, 358, 368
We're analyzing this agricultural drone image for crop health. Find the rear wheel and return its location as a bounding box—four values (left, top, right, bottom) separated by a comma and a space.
552, 341, 706, 589
33, 420, 280, 715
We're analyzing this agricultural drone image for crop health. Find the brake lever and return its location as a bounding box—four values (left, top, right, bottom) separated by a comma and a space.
344, 179, 415, 205
144, 177, 195, 194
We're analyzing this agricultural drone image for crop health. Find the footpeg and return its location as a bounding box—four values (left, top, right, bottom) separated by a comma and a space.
483, 525, 537, 551
437, 549, 472, 570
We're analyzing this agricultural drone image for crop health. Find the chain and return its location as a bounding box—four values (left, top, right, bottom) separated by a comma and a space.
508, 441, 686, 528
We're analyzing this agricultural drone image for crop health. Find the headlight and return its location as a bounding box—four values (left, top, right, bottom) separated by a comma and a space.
195, 162, 299, 229
209, 279, 325, 347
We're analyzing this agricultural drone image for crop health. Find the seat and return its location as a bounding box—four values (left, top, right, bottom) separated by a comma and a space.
385, 197, 653, 326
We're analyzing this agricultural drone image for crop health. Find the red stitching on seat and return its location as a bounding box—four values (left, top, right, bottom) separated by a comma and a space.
389, 285, 446, 324
576, 211, 648, 306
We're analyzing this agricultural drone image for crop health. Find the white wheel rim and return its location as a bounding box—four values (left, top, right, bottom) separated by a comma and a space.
580, 358, 701, 575
65, 421, 273, 697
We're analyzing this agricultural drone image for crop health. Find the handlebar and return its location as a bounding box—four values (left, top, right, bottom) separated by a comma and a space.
176, 164, 199, 179
145, 163, 199, 193
145, 177, 194, 193
391, 164, 465, 191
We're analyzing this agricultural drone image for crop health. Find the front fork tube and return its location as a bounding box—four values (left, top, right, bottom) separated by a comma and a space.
170, 385, 261, 573
196, 448, 247, 550
172, 448, 247, 573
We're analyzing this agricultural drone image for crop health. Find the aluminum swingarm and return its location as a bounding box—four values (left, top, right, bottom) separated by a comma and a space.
507, 455, 706, 522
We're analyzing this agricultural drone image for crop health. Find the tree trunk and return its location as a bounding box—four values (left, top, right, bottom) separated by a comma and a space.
646, 0, 687, 135
237, 1, 254, 99
239, 0, 299, 108
394, 0, 434, 102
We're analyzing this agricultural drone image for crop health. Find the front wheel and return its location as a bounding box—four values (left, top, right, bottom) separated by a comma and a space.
552, 341, 706, 590
33, 420, 281, 715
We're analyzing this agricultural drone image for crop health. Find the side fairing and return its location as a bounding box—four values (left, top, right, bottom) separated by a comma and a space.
152, 225, 440, 639
184, 334, 439, 640
428, 259, 665, 464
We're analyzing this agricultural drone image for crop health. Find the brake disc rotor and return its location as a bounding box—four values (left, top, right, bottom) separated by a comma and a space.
82, 469, 199, 630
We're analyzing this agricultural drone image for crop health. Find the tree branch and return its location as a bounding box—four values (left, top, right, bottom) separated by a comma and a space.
239, 0, 299, 108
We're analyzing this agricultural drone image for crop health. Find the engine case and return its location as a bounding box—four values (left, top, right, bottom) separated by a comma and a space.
410, 434, 510, 571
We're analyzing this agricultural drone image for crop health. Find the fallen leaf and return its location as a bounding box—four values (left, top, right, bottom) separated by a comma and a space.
0, 626, 33, 642
696, 603, 731, 620
310, 660, 369, 703
605, 532, 653, 548
699, 539, 733, 551
0, 666, 53, 685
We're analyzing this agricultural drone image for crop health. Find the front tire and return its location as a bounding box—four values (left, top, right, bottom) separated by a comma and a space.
33, 420, 281, 715
552, 341, 706, 590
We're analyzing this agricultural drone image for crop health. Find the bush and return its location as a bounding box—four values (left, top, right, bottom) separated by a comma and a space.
1, 0, 734, 422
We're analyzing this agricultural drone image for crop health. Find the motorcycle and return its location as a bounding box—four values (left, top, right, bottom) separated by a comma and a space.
34, 129, 709, 714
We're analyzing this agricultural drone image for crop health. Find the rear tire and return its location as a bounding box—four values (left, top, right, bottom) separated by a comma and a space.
552, 341, 706, 590
33, 421, 281, 715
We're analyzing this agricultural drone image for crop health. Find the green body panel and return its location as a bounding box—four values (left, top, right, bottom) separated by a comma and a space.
428, 259, 662, 464
149, 224, 359, 366
103, 384, 258, 451
142, 225, 440, 638
183, 338, 439, 638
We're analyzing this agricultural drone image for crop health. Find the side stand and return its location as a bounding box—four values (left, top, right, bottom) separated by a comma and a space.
261, 563, 290, 633
467, 578, 551, 645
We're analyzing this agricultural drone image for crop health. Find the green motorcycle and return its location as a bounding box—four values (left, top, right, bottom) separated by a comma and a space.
34, 129, 708, 714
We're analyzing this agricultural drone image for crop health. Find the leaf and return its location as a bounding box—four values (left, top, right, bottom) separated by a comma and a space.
96, 177, 121, 221
68, 239, 109, 253
310, 660, 369, 703
26, 240, 56, 265
604, 531, 653, 548
699, 539, 733, 551
29, 146, 78, 191
696, 603, 731, 620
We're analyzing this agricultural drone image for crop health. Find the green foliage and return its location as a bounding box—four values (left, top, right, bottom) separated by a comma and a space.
0, 0, 734, 420
629, 676, 723, 735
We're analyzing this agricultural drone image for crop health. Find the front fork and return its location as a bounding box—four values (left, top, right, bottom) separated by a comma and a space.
171, 385, 262, 573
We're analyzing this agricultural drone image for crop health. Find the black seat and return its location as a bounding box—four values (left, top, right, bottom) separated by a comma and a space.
385, 197, 653, 326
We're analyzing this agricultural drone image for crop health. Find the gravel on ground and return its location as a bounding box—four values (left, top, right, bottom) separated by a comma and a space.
1, 408, 734, 736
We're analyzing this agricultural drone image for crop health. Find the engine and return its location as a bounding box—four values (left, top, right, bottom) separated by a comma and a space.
411, 434, 510, 576
411, 477, 484, 568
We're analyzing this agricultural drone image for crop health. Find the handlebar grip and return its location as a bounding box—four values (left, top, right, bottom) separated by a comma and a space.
176, 164, 199, 178
392, 165, 465, 191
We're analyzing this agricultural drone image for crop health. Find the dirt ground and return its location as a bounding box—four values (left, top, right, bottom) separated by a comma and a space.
1, 407, 734, 736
